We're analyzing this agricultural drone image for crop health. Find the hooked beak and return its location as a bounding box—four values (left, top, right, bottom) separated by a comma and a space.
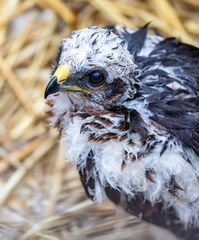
44, 64, 91, 99
44, 64, 70, 99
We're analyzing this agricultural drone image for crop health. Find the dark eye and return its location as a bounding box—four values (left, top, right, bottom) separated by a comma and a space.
89, 72, 105, 85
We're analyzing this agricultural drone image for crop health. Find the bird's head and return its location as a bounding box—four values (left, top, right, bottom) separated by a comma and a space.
45, 26, 140, 110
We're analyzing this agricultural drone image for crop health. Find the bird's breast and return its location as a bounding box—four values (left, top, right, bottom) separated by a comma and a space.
47, 95, 199, 230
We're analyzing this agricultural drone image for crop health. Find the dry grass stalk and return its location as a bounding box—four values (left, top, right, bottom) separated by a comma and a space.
0, 0, 198, 239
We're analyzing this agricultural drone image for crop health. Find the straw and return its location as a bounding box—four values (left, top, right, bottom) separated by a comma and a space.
0, 0, 198, 239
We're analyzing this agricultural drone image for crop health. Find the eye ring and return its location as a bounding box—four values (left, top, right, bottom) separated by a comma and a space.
89, 71, 105, 85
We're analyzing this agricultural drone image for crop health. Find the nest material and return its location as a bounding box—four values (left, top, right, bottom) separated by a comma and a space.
0, 0, 198, 239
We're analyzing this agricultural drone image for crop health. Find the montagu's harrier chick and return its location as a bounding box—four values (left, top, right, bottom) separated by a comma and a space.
44, 25, 199, 239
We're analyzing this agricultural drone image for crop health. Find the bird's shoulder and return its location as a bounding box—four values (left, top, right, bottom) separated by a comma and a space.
108, 24, 199, 96
108, 25, 199, 156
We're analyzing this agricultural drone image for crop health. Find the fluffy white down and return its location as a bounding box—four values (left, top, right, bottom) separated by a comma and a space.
48, 91, 199, 229
58, 26, 138, 87
46, 27, 199, 230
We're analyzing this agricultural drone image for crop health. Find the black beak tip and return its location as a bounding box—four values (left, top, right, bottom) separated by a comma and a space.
44, 88, 49, 99
44, 76, 60, 99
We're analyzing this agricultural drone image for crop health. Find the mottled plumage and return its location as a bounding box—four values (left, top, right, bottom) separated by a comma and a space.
44, 25, 199, 239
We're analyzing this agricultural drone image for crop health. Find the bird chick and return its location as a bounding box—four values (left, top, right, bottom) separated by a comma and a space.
45, 25, 199, 239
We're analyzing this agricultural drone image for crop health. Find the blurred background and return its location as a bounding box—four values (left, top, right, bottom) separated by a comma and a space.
0, 0, 198, 239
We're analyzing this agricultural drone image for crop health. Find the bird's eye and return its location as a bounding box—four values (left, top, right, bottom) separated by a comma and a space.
89, 72, 105, 85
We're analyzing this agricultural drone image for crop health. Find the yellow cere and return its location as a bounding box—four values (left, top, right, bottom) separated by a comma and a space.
53, 64, 70, 83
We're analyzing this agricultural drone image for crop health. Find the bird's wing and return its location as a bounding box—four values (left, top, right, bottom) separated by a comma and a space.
112, 26, 199, 156
138, 38, 199, 156
148, 96, 199, 156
